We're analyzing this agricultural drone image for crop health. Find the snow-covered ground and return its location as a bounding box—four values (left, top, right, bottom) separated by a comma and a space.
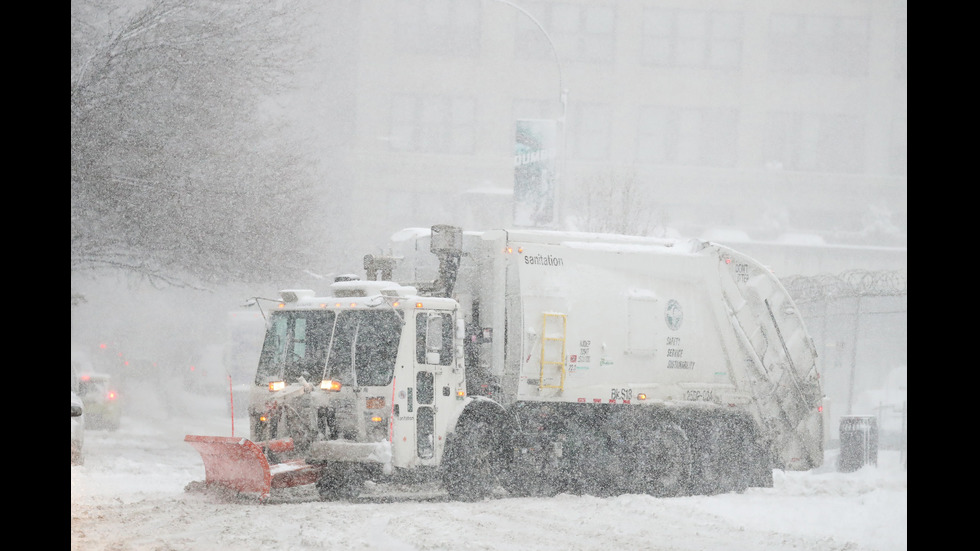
71, 383, 907, 551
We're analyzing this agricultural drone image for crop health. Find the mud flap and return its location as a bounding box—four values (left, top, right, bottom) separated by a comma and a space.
184, 435, 320, 499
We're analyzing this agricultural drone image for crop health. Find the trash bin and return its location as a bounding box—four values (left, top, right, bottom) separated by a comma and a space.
837, 415, 879, 472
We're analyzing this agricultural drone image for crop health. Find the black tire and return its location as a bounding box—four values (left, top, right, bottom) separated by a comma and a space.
442, 418, 502, 501
734, 430, 773, 489
563, 418, 618, 497
499, 432, 561, 498
689, 419, 741, 495
750, 440, 774, 488
725, 420, 755, 493
684, 421, 713, 495
714, 427, 745, 494
631, 421, 692, 497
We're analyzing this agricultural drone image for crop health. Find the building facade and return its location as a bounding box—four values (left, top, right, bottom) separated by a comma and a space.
315, 0, 906, 276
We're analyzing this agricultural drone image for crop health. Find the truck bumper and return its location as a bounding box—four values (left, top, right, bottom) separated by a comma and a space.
308, 440, 392, 470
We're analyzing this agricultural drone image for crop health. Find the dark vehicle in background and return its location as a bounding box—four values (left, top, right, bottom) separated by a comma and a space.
71, 366, 85, 465
78, 372, 122, 431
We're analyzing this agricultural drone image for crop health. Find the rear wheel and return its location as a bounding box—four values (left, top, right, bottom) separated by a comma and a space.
499, 433, 561, 498
443, 418, 502, 501
724, 420, 755, 493
688, 419, 741, 495
714, 425, 745, 493
563, 418, 618, 497
748, 438, 774, 488
632, 421, 692, 497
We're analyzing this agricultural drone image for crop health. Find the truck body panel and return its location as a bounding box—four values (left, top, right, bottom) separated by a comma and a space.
391, 228, 823, 471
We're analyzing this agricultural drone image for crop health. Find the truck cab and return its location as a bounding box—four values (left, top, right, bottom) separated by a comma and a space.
247, 281, 472, 496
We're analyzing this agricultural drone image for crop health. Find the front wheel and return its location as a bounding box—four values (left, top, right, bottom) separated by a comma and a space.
442, 419, 503, 501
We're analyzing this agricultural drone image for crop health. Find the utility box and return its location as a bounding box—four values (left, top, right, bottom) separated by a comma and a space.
838, 415, 879, 472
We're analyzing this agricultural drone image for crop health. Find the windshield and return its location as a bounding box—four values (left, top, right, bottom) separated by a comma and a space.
255, 309, 402, 387
256, 310, 334, 384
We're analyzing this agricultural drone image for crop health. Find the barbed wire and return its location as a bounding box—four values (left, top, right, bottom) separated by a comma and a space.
782, 270, 907, 302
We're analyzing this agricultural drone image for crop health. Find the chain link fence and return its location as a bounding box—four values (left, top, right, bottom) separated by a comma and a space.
782, 270, 907, 461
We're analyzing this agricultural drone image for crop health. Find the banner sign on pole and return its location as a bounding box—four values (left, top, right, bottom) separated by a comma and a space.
514, 119, 558, 227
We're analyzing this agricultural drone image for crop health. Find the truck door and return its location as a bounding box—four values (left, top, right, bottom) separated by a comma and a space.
414, 311, 454, 462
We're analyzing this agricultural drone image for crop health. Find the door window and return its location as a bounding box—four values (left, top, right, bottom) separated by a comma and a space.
416, 312, 453, 365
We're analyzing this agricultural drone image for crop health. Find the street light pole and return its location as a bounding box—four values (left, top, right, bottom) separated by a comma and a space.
492, 0, 567, 226
492, 0, 566, 116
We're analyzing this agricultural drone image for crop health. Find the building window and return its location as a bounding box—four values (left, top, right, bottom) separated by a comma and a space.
393, 0, 481, 57
768, 14, 870, 76
764, 112, 866, 173
516, 2, 616, 64
389, 95, 476, 154
636, 106, 738, 167
569, 102, 611, 160
641, 8, 743, 70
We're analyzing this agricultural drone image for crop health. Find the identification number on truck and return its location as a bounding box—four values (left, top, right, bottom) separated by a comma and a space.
610, 388, 633, 401
684, 389, 713, 402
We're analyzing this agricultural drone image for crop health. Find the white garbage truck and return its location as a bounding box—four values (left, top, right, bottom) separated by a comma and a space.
186, 225, 823, 500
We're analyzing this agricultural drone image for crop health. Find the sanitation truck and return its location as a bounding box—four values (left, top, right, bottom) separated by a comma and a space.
186, 225, 824, 500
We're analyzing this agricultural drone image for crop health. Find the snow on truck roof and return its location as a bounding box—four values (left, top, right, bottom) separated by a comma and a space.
393, 227, 708, 255
278, 281, 424, 305
327, 280, 419, 298
550, 238, 706, 256
499, 228, 682, 246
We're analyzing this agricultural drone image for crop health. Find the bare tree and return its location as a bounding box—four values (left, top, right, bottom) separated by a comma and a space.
71, 0, 322, 287
565, 169, 669, 237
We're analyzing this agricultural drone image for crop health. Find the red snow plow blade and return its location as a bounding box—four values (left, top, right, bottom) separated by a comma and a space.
184, 435, 321, 499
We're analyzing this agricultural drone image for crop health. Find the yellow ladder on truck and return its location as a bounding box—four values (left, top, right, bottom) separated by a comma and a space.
539, 313, 567, 391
